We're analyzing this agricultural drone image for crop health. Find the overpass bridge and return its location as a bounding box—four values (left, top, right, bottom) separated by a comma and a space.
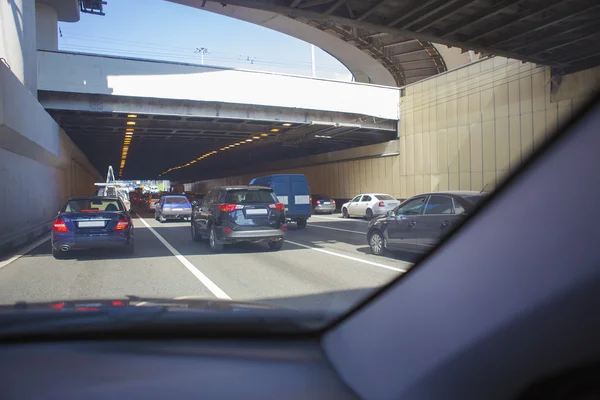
173, 0, 600, 85
37, 50, 399, 180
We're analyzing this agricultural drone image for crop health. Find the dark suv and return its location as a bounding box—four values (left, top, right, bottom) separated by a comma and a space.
190, 186, 287, 253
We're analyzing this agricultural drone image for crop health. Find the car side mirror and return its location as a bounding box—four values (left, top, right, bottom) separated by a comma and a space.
387, 210, 395, 218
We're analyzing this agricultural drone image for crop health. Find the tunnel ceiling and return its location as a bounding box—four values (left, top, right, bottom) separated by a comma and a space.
48, 110, 396, 182
206, 0, 600, 77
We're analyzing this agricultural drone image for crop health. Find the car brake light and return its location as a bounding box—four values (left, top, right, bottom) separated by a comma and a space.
115, 218, 129, 230
223, 227, 233, 233
268, 203, 285, 210
220, 204, 243, 212
281, 225, 287, 231
316, 200, 321, 205
112, 300, 125, 306
378, 201, 385, 207
53, 219, 68, 232
51, 302, 64, 309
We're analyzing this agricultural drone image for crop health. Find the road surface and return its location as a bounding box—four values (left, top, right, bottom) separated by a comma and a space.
0, 214, 421, 314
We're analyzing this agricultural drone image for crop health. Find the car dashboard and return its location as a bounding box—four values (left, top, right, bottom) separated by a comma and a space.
0, 339, 357, 399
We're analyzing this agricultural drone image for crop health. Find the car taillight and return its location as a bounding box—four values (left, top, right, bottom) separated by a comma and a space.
316, 200, 321, 205
112, 301, 125, 306
220, 204, 244, 212
268, 203, 285, 210
53, 219, 68, 232
378, 201, 385, 207
115, 218, 129, 230
332, 200, 336, 204
51, 302, 65, 309
281, 225, 287, 231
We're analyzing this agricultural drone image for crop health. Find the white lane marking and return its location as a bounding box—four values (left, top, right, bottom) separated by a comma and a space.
0, 236, 50, 270
285, 240, 406, 273
308, 224, 364, 235
138, 217, 231, 300
311, 215, 369, 223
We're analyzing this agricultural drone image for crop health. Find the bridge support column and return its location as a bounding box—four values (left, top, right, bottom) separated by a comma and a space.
36, 2, 59, 51
0, 0, 37, 95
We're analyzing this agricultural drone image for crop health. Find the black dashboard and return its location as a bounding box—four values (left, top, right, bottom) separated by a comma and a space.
0, 339, 357, 399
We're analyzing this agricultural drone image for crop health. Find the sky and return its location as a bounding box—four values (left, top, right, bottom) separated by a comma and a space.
58, 0, 353, 81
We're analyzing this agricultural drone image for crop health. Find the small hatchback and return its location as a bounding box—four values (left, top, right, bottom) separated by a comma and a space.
191, 186, 286, 252
155, 195, 192, 222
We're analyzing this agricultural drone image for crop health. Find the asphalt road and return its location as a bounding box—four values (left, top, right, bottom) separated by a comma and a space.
0, 213, 421, 314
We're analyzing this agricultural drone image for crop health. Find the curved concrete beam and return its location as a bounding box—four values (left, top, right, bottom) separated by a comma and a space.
170, 0, 398, 86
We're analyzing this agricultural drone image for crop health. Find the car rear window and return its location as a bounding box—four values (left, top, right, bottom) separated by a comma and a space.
166, 197, 190, 204
63, 199, 123, 212
225, 190, 277, 204
313, 195, 331, 201
375, 195, 395, 200
464, 195, 485, 204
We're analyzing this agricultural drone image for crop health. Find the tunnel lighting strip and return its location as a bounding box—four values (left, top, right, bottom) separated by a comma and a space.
158, 123, 294, 177
119, 115, 137, 178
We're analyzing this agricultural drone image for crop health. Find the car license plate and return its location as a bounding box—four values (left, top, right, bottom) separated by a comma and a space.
323, 202, 331, 204
78, 221, 105, 228
246, 209, 268, 216
285, 207, 289, 211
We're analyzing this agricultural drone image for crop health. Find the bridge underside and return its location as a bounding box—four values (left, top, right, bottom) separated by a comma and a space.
197, 0, 600, 81
41, 93, 397, 181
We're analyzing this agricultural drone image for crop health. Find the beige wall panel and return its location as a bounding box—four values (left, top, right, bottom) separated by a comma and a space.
414, 132, 423, 175
470, 123, 483, 172
437, 129, 448, 176
509, 116, 522, 171
519, 76, 533, 115
482, 120, 496, 172
406, 134, 415, 176
458, 125, 470, 173
495, 117, 510, 172
520, 112, 534, 160
469, 92, 482, 123
447, 127, 459, 174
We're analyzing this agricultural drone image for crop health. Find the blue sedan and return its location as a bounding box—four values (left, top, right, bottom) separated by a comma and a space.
51, 196, 134, 259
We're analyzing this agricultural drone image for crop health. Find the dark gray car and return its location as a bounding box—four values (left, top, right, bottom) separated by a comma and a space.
367, 191, 486, 255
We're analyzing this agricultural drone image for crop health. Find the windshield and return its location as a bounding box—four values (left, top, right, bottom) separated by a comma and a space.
63, 199, 124, 212
0, 0, 596, 335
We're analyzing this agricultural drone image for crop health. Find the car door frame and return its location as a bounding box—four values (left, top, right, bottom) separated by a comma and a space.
416, 194, 461, 250
197, 189, 217, 235
157, 197, 166, 217
347, 195, 362, 216
385, 195, 428, 252
356, 195, 372, 217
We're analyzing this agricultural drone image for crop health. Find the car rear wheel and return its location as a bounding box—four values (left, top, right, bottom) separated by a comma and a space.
296, 218, 307, 229
369, 230, 385, 256
209, 225, 223, 253
366, 208, 374, 220
342, 208, 348, 218
191, 221, 202, 242
268, 240, 283, 251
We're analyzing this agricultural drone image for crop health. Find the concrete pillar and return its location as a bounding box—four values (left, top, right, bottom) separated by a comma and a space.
36, 3, 58, 51
0, 0, 37, 94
